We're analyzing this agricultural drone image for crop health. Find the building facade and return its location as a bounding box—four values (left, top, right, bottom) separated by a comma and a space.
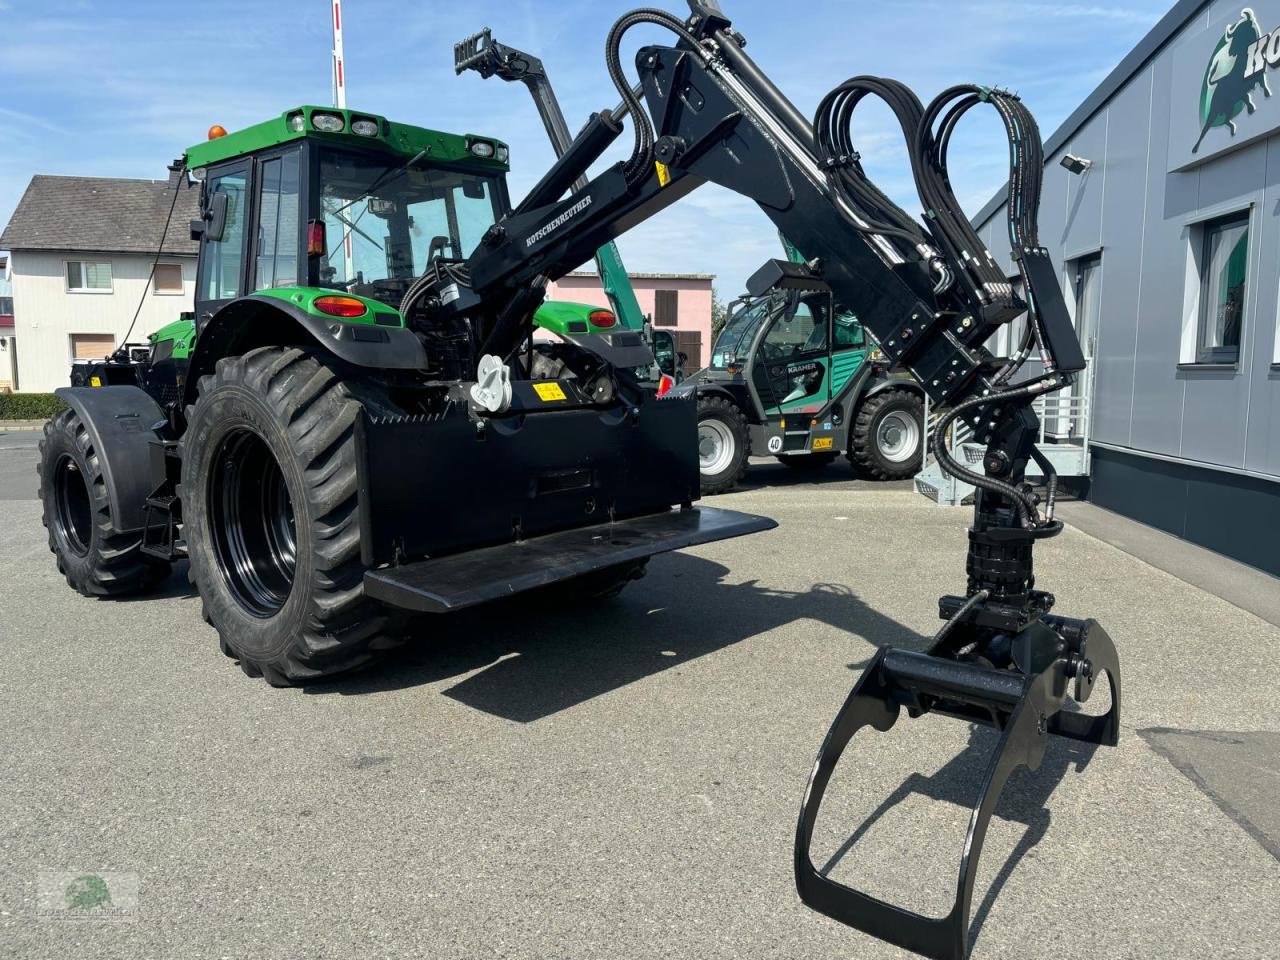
545, 271, 715, 370
0, 172, 200, 393
973, 0, 1280, 576
0, 253, 14, 390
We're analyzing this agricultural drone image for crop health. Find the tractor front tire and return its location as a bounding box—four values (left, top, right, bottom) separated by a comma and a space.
849, 390, 925, 481
180, 347, 403, 686
38, 409, 171, 597
696, 395, 750, 496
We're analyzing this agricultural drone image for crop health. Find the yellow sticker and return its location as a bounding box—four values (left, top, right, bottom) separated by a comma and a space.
533, 381, 567, 402
89, 376, 102, 388
655, 161, 671, 187
811, 437, 834, 451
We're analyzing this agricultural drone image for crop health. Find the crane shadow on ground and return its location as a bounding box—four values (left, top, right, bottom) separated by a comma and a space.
306, 551, 925, 721
818, 725, 1101, 951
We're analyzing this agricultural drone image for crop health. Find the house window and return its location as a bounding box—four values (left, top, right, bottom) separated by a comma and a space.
654, 288, 679, 327
1197, 213, 1248, 364
153, 263, 184, 294
66, 261, 112, 293
70, 333, 116, 361
0, 296, 12, 315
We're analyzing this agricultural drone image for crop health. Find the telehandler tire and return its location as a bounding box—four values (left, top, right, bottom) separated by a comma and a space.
180, 347, 404, 686
696, 395, 750, 496
849, 389, 925, 481
38, 409, 171, 597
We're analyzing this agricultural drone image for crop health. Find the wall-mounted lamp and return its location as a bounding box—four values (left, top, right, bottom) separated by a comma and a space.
1060, 154, 1092, 175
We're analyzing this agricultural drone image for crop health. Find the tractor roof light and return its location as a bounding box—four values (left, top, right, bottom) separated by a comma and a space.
208, 124, 227, 140
350, 118, 379, 137
495, 145, 509, 163
468, 139, 495, 159
314, 295, 367, 318
588, 310, 617, 329
311, 112, 345, 133
286, 111, 306, 133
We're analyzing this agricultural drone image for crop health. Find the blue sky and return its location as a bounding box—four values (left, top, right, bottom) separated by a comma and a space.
0, 0, 1172, 293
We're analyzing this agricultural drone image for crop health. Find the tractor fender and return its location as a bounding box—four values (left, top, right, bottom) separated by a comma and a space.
182, 295, 425, 406
52, 385, 166, 534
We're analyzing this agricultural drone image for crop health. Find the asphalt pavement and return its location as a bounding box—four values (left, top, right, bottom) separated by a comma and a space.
1, 438, 1277, 959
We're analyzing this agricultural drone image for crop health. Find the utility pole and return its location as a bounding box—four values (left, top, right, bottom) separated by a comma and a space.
331, 0, 347, 108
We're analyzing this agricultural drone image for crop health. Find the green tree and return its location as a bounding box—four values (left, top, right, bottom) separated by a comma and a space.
710, 286, 728, 342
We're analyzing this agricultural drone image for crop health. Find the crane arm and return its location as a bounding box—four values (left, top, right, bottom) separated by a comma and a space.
408, 13, 1122, 953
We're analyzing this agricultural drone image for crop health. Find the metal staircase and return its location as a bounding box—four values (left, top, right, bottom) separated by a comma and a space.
914, 390, 1092, 506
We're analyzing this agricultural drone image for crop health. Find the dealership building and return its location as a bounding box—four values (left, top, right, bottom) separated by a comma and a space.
973, 0, 1280, 576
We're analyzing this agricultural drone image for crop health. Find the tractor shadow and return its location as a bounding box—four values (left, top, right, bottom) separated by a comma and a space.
306, 551, 925, 722
819, 725, 1101, 951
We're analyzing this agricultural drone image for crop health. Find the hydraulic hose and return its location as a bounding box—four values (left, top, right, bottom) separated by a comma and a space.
604, 8, 706, 189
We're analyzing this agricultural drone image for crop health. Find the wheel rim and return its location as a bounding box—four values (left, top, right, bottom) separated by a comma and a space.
207, 428, 297, 618
698, 419, 736, 475
53, 454, 93, 557
876, 410, 921, 464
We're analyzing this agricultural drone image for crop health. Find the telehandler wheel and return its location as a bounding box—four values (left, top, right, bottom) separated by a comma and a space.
776, 453, 838, 469
180, 347, 404, 686
696, 395, 750, 496
849, 389, 924, 481
37, 409, 171, 597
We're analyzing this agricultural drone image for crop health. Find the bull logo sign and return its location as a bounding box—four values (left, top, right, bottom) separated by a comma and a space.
1194, 7, 1276, 152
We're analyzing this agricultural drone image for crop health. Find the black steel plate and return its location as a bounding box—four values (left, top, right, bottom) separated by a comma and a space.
363, 506, 776, 613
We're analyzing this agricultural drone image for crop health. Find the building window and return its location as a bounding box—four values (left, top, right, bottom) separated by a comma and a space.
654, 288, 679, 327
153, 263, 184, 294
1197, 213, 1248, 364
1071, 253, 1103, 360
66, 261, 112, 293
70, 333, 116, 361
0, 296, 12, 315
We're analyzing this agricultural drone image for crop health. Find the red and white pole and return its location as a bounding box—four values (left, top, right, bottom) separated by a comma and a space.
331, 0, 347, 109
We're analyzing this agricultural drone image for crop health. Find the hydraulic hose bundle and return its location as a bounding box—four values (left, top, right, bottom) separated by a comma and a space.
812, 77, 1064, 529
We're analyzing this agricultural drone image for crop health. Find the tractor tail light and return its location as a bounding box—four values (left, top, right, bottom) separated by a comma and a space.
314, 296, 367, 318
657, 374, 675, 397
588, 310, 616, 329
307, 221, 327, 257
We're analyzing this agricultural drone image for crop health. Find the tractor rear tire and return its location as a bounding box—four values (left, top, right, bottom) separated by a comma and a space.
180, 347, 404, 686
38, 409, 171, 597
849, 390, 925, 481
696, 395, 750, 496
776, 453, 838, 469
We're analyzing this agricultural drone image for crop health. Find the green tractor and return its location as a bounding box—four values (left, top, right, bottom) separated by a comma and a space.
39, 105, 771, 685
677, 254, 925, 495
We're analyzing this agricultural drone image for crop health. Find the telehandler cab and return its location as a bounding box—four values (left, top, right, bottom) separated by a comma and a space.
40, 2, 1122, 956
679, 243, 925, 493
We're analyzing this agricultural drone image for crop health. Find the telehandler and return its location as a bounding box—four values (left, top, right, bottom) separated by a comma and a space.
39, 2, 1121, 957
680, 241, 926, 493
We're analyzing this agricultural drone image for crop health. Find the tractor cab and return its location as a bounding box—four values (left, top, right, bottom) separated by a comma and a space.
184, 106, 514, 324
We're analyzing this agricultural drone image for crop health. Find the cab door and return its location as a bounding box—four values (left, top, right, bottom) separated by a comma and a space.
193, 162, 250, 331
752, 294, 834, 417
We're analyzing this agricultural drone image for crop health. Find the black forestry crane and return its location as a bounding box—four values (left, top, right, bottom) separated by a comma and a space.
416, 3, 1123, 958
